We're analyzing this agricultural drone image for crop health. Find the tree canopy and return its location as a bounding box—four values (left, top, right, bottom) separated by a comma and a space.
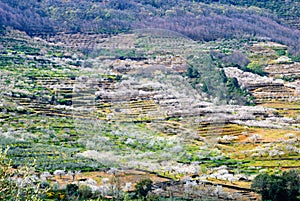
251, 170, 300, 201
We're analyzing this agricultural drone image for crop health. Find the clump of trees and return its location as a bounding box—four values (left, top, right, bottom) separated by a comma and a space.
193, 0, 300, 30
1, 0, 300, 58
251, 170, 300, 201
186, 53, 254, 105
134, 179, 153, 200
211, 50, 267, 76
220, 51, 250, 69
0, 2, 53, 35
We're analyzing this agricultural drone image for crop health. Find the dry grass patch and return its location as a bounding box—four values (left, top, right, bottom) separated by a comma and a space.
52, 169, 170, 190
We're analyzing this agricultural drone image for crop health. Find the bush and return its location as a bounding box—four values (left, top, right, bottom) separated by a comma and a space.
134, 179, 153, 200
79, 184, 93, 199
66, 183, 79, 199
246, 61, 267, 76
251, 170, 300, 201
288, 52, 300, 62
275, 49, 286, 56
186, 66, 200, 79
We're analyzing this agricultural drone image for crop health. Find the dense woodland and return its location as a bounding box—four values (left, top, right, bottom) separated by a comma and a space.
0, 0, 300, 56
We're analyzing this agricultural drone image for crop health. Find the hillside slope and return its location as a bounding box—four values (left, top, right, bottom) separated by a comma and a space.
0, 0, 299, 56
1, 0, 300, 200
0, 29, 300, 200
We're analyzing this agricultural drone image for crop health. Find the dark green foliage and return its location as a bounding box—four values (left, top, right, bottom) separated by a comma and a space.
79, 185, 93, 199
187, 54, 228, 102
288, 52, 300, 62
251, 170, 300, 201
201, 82, 209, 93
251, 173, 272, 200
134, 179, 153, 199
226, 77, 255, 105
187, 53, 254, 105
66, 184, 79, 198
275, 49, 287, 57
281, 75, 299, 82
40, 181, 51, 189
186, 66, 200, 79
227, 77, 239, 90
186, 64, 203, 90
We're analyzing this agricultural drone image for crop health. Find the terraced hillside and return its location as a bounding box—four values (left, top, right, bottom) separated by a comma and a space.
0, 28, 299, 200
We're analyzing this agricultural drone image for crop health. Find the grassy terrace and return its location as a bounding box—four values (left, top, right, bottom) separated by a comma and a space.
260, 101, 300, 119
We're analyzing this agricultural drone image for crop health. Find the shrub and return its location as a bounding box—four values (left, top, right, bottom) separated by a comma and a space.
251, 170, 300, 201
134, 179, 153, 200
246, 61, 267, 76
79, 184, 93, 199
275, 49, 287, 56
288, 51, 300, 62
186, 66, 200, 79
66, 183, 79, 199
